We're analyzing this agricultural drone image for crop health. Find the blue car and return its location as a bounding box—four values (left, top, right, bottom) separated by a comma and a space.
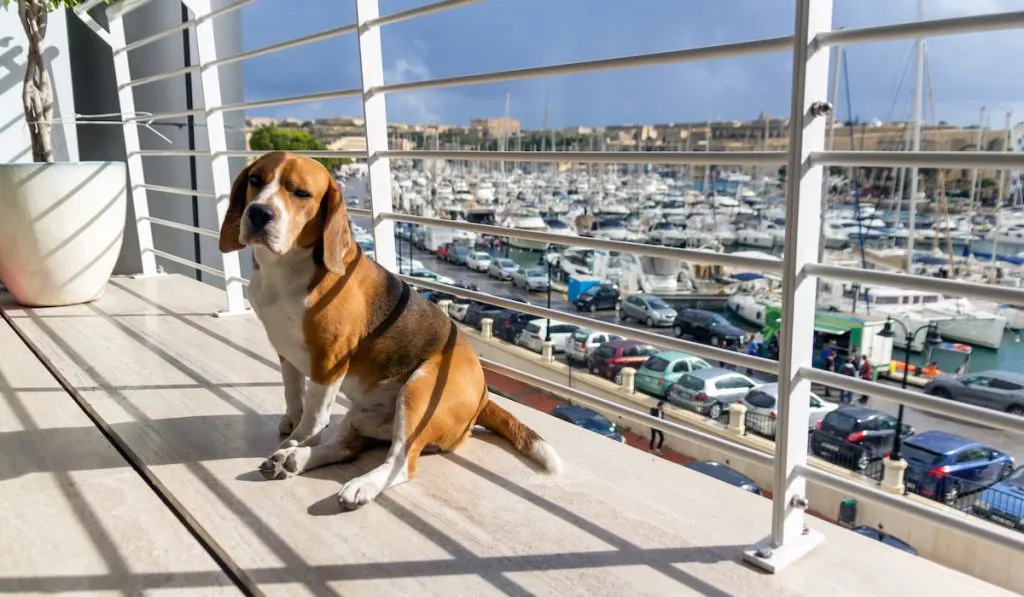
901, 431, 1014, 505
973, 467, 1024, 531
550, 404, 625, 443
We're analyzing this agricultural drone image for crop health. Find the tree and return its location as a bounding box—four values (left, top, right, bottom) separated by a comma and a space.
249, 125, 352, 171
1, 0, 108, 162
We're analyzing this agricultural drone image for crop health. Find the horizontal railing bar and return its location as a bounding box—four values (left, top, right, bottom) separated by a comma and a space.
142, 217, 219, 238
395, 273, 779, 374
801, 368, 1024, 437
121, 64, 199, 89
74, 0, 108, 14
799, 464, 1024, 554
217, 87, 362, 113
221, 149, 366, 159
347, 207, 372, 216
806, 262, 1024, 306
382, 212, 786, 273
817, 11, 1024, 48
146, 248, 224, 277
375, 35, 792, 94
369, 0, 483, 28
207, 23, 358, 68
132, 150, 208, 157
117, 0, 257, 54
136, 183, 215, 198
381, 149, 786, 166
107, 0, 158, 19
812, 150, 1024, 170
480, 357, 775, 468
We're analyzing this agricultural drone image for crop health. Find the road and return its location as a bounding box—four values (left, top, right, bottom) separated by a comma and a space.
348, 212, 1024, 464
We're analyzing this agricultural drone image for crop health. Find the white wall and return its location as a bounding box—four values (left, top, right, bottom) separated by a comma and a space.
0, 8, 78, 163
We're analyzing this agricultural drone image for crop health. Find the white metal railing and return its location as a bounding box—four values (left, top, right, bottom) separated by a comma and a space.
68, 0, 1024, 575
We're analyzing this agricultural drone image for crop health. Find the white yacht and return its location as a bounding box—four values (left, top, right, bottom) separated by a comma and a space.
503, 213, 550, 251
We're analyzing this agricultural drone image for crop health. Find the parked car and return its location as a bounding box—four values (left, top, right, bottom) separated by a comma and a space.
354, 234, 375, 261
810, 406, 915, 473
666, 368, 759, 419
586, 340, 659, 385
566, 328, 623, 365
396, 256, 425, 272
409, 269, 456, 286
550, 404, 625, 443
634, 351, 713, 397
463, 302, 507, 329
740, 383, 838, 438
684, 461, 761, 495
488, 258, 519, 280
491, 310, 535, 343
435, 242, 452, 260
445, 242, 472, 265
923, 369, 1024, 416
850, 526, 918, 555
511, 267, 550, 292
618, 293, 677, 327
972, 467, 1024, 531
517, 319, 579, 353
901, 431, 1014, 504
672, 309, 747, 348
447, 296, 475, 321
466, 250, 493, 272
573, 283, 620, 312
425, 280, 478, 304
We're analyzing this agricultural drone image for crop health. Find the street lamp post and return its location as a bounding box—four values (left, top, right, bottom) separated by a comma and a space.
878, 318, 942, 461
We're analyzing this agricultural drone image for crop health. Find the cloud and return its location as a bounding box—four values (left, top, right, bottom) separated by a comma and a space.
383, 54, 446, 124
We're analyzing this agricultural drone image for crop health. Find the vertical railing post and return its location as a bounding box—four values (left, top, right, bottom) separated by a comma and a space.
354, 0, 397, 272
185, 0, 249, 316
744, 0, 833, 573
106, 4, 160, 278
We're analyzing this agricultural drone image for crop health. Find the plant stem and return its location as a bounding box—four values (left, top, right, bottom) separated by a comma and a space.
19, 0, 53, 163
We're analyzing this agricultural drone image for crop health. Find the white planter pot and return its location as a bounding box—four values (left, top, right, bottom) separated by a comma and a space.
0, 162, 127, 307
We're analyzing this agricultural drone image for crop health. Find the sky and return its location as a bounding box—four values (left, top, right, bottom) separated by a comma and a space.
238, 0, 1024, 129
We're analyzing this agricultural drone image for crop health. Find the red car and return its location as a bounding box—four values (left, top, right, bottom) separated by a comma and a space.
435, 242, 452, 260
586, 339, 659, 385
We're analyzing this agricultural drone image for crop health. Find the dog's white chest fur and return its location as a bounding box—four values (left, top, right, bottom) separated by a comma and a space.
249, 247, 316, 375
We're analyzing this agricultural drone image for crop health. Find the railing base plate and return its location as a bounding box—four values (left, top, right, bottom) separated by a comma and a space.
742, 529, 824, 573
130, 272, 167, 280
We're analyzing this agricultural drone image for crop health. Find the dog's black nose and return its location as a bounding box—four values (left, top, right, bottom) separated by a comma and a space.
247, 204, 275, 231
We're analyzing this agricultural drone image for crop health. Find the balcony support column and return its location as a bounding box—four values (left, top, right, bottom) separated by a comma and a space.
744, 0, 833, 573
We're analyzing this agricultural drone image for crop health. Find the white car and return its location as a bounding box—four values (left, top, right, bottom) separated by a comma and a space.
516, 318, 580, 353
396, 256, 425, 272
466, 250, 493, 273
487, 258, 519, 280
565, 328, 624, 364
741, 382, 838, 438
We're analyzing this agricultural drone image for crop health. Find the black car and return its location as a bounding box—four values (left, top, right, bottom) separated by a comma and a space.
462, 294, 527, 329
425, 280, 478, 303
672, 309, 747, 347
550, 404, 624, 442
574, 283, 620, 312
684, 461, 762, 495
851, 526, 918, 555
492, 310, 535, 343
446, 243, 472, 265
810, 406, 915, 473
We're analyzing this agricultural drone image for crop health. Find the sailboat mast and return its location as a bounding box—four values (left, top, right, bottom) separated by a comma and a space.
906, 0, 926, 272
992, 111, 1012, 265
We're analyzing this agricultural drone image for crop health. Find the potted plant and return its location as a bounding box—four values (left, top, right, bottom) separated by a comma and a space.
0, 0, 127, 307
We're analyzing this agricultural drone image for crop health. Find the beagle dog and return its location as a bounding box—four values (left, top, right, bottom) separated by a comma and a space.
219, 151, 561, 509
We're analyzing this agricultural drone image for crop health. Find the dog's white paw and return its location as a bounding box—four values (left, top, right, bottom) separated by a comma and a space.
338, 475, 382, 510
258, 444, 309, 480
278, 412, 301, 436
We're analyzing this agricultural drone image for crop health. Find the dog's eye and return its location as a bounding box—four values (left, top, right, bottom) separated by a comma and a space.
248, 174, 263, 186
294, 189, 312, 199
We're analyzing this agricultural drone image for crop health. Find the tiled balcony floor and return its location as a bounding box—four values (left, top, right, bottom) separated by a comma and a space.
0, 274, 1014, 596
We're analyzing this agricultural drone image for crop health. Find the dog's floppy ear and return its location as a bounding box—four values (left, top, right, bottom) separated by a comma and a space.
219, 163, 252, 253
321, 177, 352, 275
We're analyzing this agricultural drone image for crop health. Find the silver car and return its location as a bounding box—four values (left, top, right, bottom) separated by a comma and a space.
741, 383, 837, 438
511, 267, 550, 291
667, 367, 759, 420
487, 258, 519, 280
618, 293, 677, 327
924, 369, 1024, 416
565, 328, 623, 364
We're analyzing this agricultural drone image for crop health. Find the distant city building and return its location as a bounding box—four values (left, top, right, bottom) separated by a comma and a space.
469, 117, 521, 140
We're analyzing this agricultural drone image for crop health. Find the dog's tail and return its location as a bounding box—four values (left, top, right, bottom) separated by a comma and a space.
477, 398, 563, 475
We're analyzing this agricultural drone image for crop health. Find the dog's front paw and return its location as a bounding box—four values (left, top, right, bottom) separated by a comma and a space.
338, 475, 382, 510
278, 411, 302, 436
258, 444, 309, 480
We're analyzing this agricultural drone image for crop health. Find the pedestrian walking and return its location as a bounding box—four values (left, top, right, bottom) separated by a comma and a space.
858, 357, 873, 404
838, 356, 857, 404
649, 401, 665, 454
823, 350, 837, 398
